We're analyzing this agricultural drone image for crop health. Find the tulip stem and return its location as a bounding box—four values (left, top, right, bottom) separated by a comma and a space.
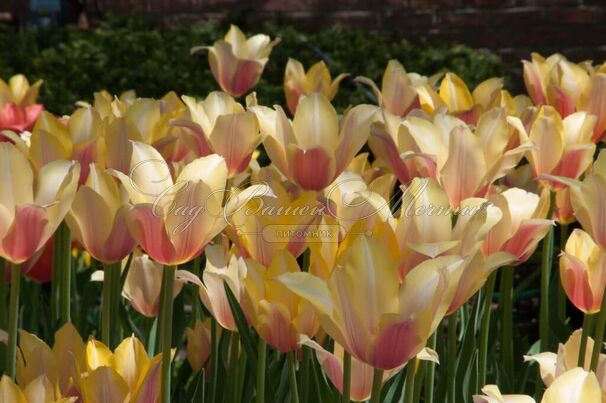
403, 357, 417, 403
500, 267, 514, 379
479, 272, 497, 389
256, 337, 267, 403
210, 318, 219, 403
101, 262, 119, 347
342, 350, 351, 403
578, 313, 595, 367
590, 287, 606, 371
539, 221, 555, 352
447, 312, 457, 403
424, 332, 436, 403
160, 265, 176, 403
0, 259, 6, 330
369, 368, 383, 403
557, 224, 569, 321
57, 222, 72, 324
288, 350, 300, 403
191, 255, 202, 322
6, 263, 20, 379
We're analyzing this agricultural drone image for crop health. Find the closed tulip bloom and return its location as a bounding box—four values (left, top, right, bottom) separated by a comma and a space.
186, 320, 212, 373
284, 58, 348, 114
122, 253, 197, 317
173, 92, 261, 176
355, 60, 422, 117
483, 188, 553, 264
559, 229, 606, 313
278, 234, 464, 369
193, 25, 280, 97
473, 385, 536, 403
0, 142, 79, 263
66, 164, 136, 263
508, 106, 596, 186
252, 92, 378, 190
113, 141, 229, 265
244, 250, 318, 352
198, 244, 248, 331
0, 74, 43, 132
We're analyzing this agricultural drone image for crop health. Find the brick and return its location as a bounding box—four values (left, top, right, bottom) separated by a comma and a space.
464, 0, 515, 7
542, 7, 605, 24
408, 0, 460, 9
437, 10, 486, 26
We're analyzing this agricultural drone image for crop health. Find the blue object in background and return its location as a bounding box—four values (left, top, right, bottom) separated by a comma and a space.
30, 0, 62, 27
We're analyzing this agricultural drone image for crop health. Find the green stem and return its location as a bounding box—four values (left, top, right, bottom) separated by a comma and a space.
57, 223, 72, 324
479, 272, 497, 389
110, 261, 123, 346
51, 234, 60, 325
424, 332, 436, 403
191, 255, 202, 322
288, 350, 300, 403
342, 351, 351, 403
590, 287, 606, 371
578, 313, 595, 367
101, 262, 113, 346
256, 337, 267, 403
160, 265, 176, 403
540, 222, 555, 352
557, 224, 569, 321
500, 267, 514, 379
6, 263, 20, 379
403, 358, 417, 403
369, 368, 384, 403
447, 312, 457, 403
300, 347, 311, 403
0, 259, 6, 330
229, 333, 240, 403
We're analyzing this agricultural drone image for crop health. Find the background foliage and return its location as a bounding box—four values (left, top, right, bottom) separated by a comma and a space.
0, 16, 505, 115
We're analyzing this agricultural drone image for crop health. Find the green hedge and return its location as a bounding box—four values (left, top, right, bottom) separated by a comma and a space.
0, 16, 506, 115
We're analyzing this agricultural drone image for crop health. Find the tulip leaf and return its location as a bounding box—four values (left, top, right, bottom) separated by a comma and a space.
192, 368, 205, 403
223, 281, 258, 365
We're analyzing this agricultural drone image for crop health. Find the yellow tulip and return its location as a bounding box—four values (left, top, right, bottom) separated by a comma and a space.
473, 384, 536, 403
559, 229, 606, 313
66, 163, 136, 263
0, 74, 43, 132
244, 250, 319, 352
251, 92, 378, 190
0, 375, 27, 403
193, 25, 280, 97
0, 142, 80, 263
186, 319, 212, 373
172, 91, 261, 176
278, 233, 464, 369
284, 58, 348, 114
542, 368, 601, 403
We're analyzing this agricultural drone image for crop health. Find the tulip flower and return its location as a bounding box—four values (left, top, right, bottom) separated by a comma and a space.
198, 244, 248, 331
284, 58, 348, 114
65, 163, 136, 263
186, 319, 212, 373
172, 92, 261, 176
0, 142, 79, 264
559, 229, 606, 313
354, 60, 423, 117
482, 188, 553, 264
30, 108, 104, 183
542, 368, 602, 403
473, 385, 535, 403
278, 233, 464, 369
112, 141, 229, 266
122, 253, 200, 317
0, 74, 43, 132
193, 25, 280, 97
252, 92, 378, 190
244, 250, 318, 352
508, 107, 596, 187
301, 335, 437, 402
371, 109, 532, 203
523, 53, 606, 141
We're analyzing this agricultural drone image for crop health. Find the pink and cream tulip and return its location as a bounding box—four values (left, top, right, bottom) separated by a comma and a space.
252, 92, 378, 190
0, 74, 43, 132
473, 385, 535, 403
284, 58, 347, 114
186, 319, 212, 373
278, 233, 464, 369
193, 25, 280, 97
559, 229, 606, 313
0, 142, 79, 264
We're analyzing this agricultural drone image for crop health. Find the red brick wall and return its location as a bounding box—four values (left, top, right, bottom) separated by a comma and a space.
91, 0, 606, 64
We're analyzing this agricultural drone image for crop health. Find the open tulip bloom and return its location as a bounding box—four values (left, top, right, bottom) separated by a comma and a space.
4, 34, 606, 403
